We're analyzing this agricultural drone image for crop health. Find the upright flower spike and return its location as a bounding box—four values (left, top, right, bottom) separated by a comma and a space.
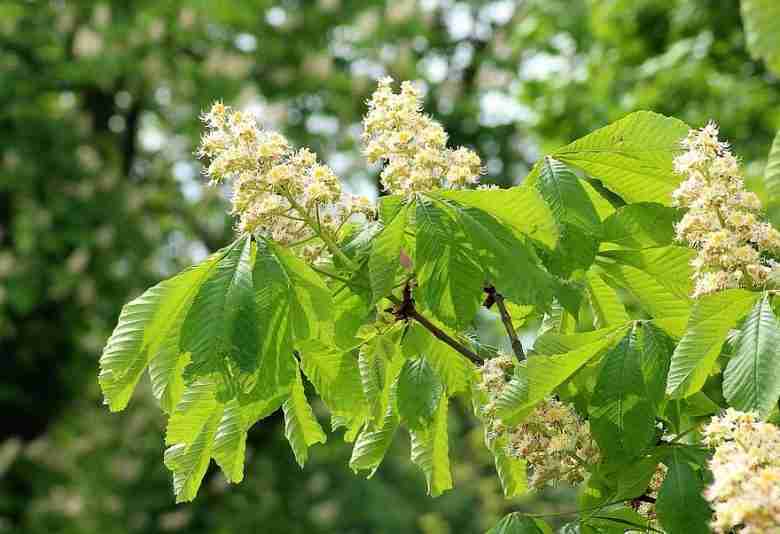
703, 409, 780, 533
671, 121, 780, 297
362, 78, 483, 196
197, 102, 374, 262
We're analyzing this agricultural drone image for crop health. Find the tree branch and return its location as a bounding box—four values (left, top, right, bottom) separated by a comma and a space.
483, 285, 525, 359
388, 285, 483, 365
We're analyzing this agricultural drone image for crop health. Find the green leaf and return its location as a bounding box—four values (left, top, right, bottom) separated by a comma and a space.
182, 235, 257, 378
741, 0, 780, 77
402, 322, 474, 395
99, 247, 224, 412
487, 513, 548, 534
667, 290, 759, 398
597, 260, 691, 319
637, 322, 675, 411
359, 331, 405, 428
297, 339, 367, 420
656, 451, 712, 534
602, 203, 679, 249
589, 329, 656, 461
163, 378, 249, 502
553, 111, 689, 204
598, 246, 695, 300
397, 357, 443, 430
496, 328, 625, 422
369, 203, 408, 304
349, 387, 400, 476
491, 436, 528, 498
415, 198, 484, 327
282, 365, 327, 467
765, 130, 780, 204
439, 185, 558, 248
723, 295, 780, 417
532, 157, 602, 236
585, 268, 630, 328
410, 395, 452, 497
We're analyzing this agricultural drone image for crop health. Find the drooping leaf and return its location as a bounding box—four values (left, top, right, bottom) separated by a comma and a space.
723, 295, 780, 417
589, 329, 656, 462
349, 387, 400, 476
359, 331, 405, 428
182, 235, 257, 379
656, 450, 712, 534
99, 247, 225, 412
667, 290, 759, 398
409, 395, 452, 497
369, 203, 409, 304
532, 157, 602, 236
552, 111, 689, 204
490, 433, 528, 498
637, 322, 675, 411
397, 357, 443, 430
741, 0, 780, 77
282, 365, 327, 467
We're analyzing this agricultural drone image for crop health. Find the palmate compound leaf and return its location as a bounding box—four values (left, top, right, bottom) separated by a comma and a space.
282, 362, 327, 467
666, 289, 759, 399
723, 294, 780, 417
589, 327, 656, 463
409, 394, 452, 497
552, 111, 689, 205
98, 244, 228, 412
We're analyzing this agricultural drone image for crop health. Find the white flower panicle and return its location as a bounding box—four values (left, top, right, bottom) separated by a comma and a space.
197, 101, 374, 259
702, 409, 780, 534
671, 122, 780, 297
478, 356, 599, 490
362, 77, 483, 196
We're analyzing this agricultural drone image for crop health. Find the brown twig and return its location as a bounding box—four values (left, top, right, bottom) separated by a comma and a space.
387, 285, 483, 365
483, 285, 525, 360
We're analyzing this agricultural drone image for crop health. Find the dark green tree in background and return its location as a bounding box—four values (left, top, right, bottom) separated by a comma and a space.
1, 1, 778, 532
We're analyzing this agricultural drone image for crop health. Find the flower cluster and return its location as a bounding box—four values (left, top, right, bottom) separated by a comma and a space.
671, 122, 780, 297
197, 102, 373, 260
362, 77, 483, 196
702, 409, 780, 534
478, 356, 599, 490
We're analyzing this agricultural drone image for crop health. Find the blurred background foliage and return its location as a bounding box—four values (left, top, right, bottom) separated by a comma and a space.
1, 0, 778, 532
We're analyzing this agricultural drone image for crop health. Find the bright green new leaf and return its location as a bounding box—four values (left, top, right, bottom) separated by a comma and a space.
282, 365, 327, 467
597, 259, 690, 319
410, 395, 452, 497
99, 246, 225, 412
397, 357, 443, 430
656, 450, 712, 534
369, 203, 409, 304
637, 322, 675, 411
182, 235, 257, 378
741, 0, 780, 76
359, 331, 405, 427
667, 290, 759, 398
491, 437, 528, 498
297, 339, 367, 419
589, 329, 656, 461
599, 245, 694, 299
349, 388, 400, 476
553, 111, 689, 204
532, 157, 602, 236
723, 295, 780, 417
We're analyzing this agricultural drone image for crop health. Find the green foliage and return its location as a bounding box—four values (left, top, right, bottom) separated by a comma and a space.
655, 451, 712, 534
723, 295, 780, 416
741, 0, 780, 76
397, 357, 443, 431
487, 513, 550, 534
